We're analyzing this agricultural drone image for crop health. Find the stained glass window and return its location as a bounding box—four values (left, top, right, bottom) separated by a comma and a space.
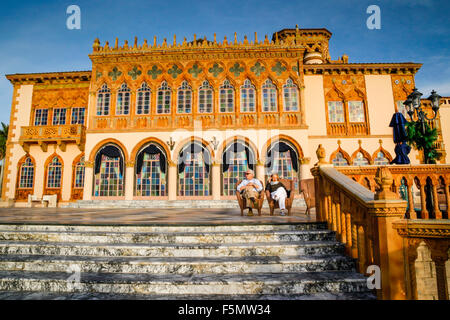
34, 109, 48, 126
136, 82, 151, 115
283, 79, 299, 111
353, 152, 369, 166
74, 156, 85, 188
178, 151, 209, 196
270, 150, 299, 192
157, 81, 171, 114
328, 101, 344, 123
47, 157, 62, 188
71, 107, 85, 125
261, 79, 277, 112
198, 80, 213, 113
374, 151, 389, 165
116, 83, 130, 115
94, 154, 124, 197
96, 84, 110, 116
177, 81, 192, 113
52, 108, 66, 125
332, 152, 349, 166
19, 157, 34, 189
136, 153, 166, 197
240, 79, 256, 112
348, 101, 365, 122
222, 150, 249, 196
219, 80, 234, 113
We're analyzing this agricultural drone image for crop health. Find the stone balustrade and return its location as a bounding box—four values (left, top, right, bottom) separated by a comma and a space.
336, 164, 450, 219
19, 124, 85, 152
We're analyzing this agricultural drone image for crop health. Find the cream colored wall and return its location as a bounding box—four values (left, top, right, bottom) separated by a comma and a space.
439, 104, 450, 163
304, 75, 327, 136
364, 75, 396, 136
5, 144, 25, 199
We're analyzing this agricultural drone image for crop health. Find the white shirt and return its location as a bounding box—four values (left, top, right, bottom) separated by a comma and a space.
236, 178, 263, 192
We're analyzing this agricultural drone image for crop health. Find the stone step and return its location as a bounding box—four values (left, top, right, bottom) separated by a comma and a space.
0, 222, 327, 233
0, 229, 336, 244
0, 270, 370, 295
64, 199, 307, 209
0, 254, 355, 274
0, 240, 345, 257
0, 291, 377, 300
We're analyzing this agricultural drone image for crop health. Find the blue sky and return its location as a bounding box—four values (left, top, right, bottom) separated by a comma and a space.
0, 0, 449, 124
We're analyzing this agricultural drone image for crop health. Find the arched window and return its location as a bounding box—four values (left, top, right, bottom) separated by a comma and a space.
116, 83, 130, 115
135, 144, 167, 197
374, 152, 389, 165
136, 82, 151, 115
177, 81, 192, 113
96, 84, 111, 115
332, 152, 349, 166
74, 156, 85, 188
157, 81, 171, 114
47, 157, 62, 188
198, 80, 213, 113
219, 80, 234, 113
222, 141, 256, 196
178, 142, 211, 196
348, 101, 365, 122
262, 79, 277, 112
266, 141, 300, 192
283, 79, 299, 111
19, 157, 34, 188
240, 79, 256, 112
94, 145, 124, 197
353, 152, 369, 166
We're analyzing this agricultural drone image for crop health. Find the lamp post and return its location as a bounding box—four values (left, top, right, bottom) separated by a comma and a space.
403, 88, 441, 163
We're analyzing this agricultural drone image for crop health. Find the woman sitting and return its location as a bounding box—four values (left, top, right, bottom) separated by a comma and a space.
265, 173, 288, 216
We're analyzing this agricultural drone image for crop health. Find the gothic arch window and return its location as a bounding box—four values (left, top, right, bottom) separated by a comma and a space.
283, 79, 299, 111
74, 156, 85, 188
219, 80, 234, 113
240, 79, 256, 112
265, 140, 300, 193
178, 142, 211, 197
348, 101, 365, 122
136, 82, 151, 115
116, 83, 131, 115
93, 145, 124, 197
261, 79, 277, 112
135, 143, 167, 197
47, 157, 63, 188
221, 141, 256, 196
96, 84, 111, 116
177, 81, 192, 114
332, 152, 349, 166
353, 152, 369, 166
374, 151, 389, 165
198, 80, 213, 113
19, 157, 34, 189
157, 81, 171, 114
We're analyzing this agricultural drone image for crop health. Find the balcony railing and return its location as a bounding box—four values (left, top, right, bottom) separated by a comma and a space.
19, 124, 85, 152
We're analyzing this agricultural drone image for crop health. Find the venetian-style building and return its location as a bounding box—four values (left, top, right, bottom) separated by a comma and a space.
2, 26, 449, 206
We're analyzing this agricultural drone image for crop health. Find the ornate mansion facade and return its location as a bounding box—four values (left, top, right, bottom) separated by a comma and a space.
2, 27, 449, 206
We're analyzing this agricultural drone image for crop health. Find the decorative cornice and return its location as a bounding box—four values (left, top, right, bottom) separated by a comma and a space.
6, 71, 91, 86
303, 63, 422, 76
393, 220, 450, 239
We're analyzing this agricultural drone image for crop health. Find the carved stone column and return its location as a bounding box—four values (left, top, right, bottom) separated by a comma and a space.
407, 180, 416, 219
211, 161, 221, 200
431, 180, 442, 219
168, 160, 177, 200
255, 159, 265, 183
83, 161, 94, 200
418, 181, 429, 218
124, 161, 134, 200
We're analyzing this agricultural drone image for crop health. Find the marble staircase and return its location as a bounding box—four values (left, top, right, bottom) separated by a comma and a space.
0, 222, 376, 300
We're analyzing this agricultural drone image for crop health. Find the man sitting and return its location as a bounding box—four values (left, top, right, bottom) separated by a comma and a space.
265, 173, 288, 216
236, 169, 263, 216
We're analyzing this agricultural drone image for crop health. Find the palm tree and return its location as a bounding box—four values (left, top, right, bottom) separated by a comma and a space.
0, 122, 9, 160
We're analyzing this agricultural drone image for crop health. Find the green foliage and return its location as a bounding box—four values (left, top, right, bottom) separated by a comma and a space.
0, 122, 9, 160
405, 120, 438, 164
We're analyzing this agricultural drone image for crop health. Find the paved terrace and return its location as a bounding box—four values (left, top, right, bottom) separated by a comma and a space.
0, 207, 315, 226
